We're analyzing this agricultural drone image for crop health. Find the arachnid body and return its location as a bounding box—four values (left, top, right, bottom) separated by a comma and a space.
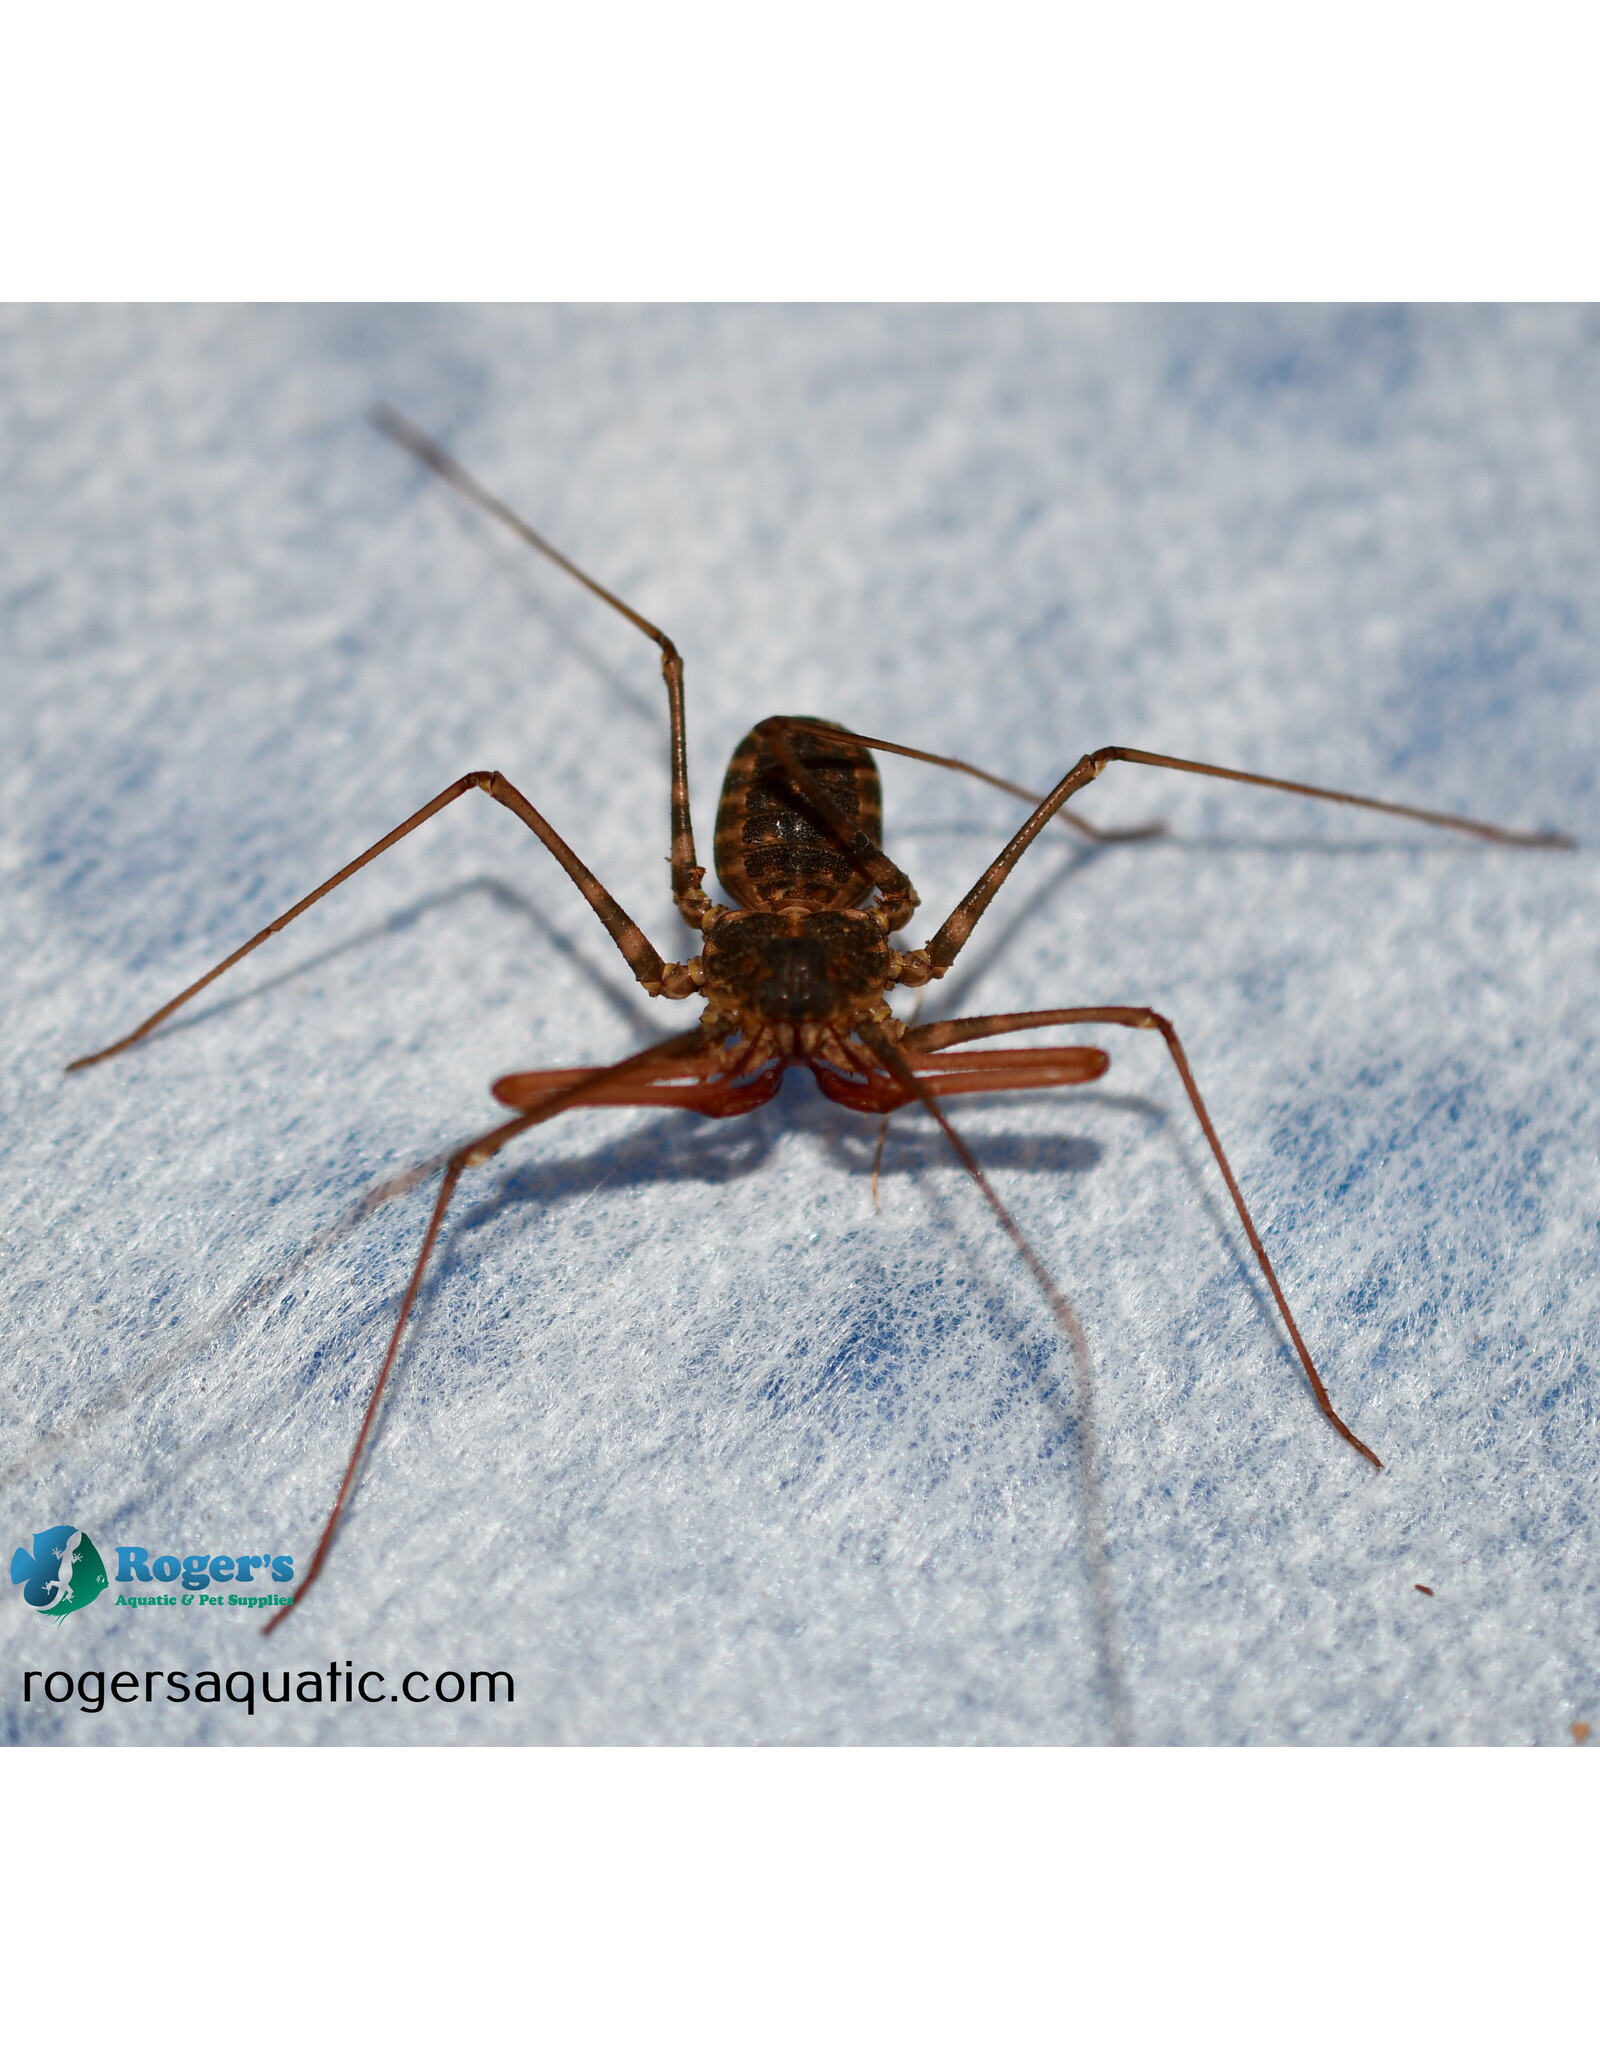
67, 407, 1570, 1639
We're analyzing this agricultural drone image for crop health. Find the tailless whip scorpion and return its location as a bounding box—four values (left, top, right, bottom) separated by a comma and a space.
67, 407, 1572, 1630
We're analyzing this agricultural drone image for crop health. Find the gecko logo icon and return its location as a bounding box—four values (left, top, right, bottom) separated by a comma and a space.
10, 1525, 110, 1622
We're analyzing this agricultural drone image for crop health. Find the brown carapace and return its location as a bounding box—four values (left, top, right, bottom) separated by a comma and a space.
67, 406, 1573, 1630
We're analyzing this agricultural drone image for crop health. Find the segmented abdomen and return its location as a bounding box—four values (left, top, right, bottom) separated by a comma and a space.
713, 718, 883, 912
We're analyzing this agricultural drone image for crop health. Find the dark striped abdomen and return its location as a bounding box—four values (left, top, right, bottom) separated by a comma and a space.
713, 718, 884, 912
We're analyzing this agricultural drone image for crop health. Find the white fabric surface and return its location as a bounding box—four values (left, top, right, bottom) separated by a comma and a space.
1, 305, 1595, 1744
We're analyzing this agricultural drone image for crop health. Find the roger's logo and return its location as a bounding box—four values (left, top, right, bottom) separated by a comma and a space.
11, 1526, 110, 1621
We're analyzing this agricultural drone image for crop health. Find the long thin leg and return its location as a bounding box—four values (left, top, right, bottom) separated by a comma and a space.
899, 1005, 1381, 1466
895, 742, 1573, 977
859, 1025, 1097, 1344
869, 1116, 892, 1213
68, 768, 691, 1071
753, 714, 1568, 961
264, 1025, 711, 1633
372, 406, 710, 923
856, 1021, 1132, 1743
870, 986, 929, 1209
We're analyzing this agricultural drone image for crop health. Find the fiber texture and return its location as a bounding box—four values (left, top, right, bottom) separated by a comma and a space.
2, 306, 1595, 1744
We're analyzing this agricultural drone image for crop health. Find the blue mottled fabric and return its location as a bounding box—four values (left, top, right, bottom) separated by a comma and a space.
1, 306, 1595, 1743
